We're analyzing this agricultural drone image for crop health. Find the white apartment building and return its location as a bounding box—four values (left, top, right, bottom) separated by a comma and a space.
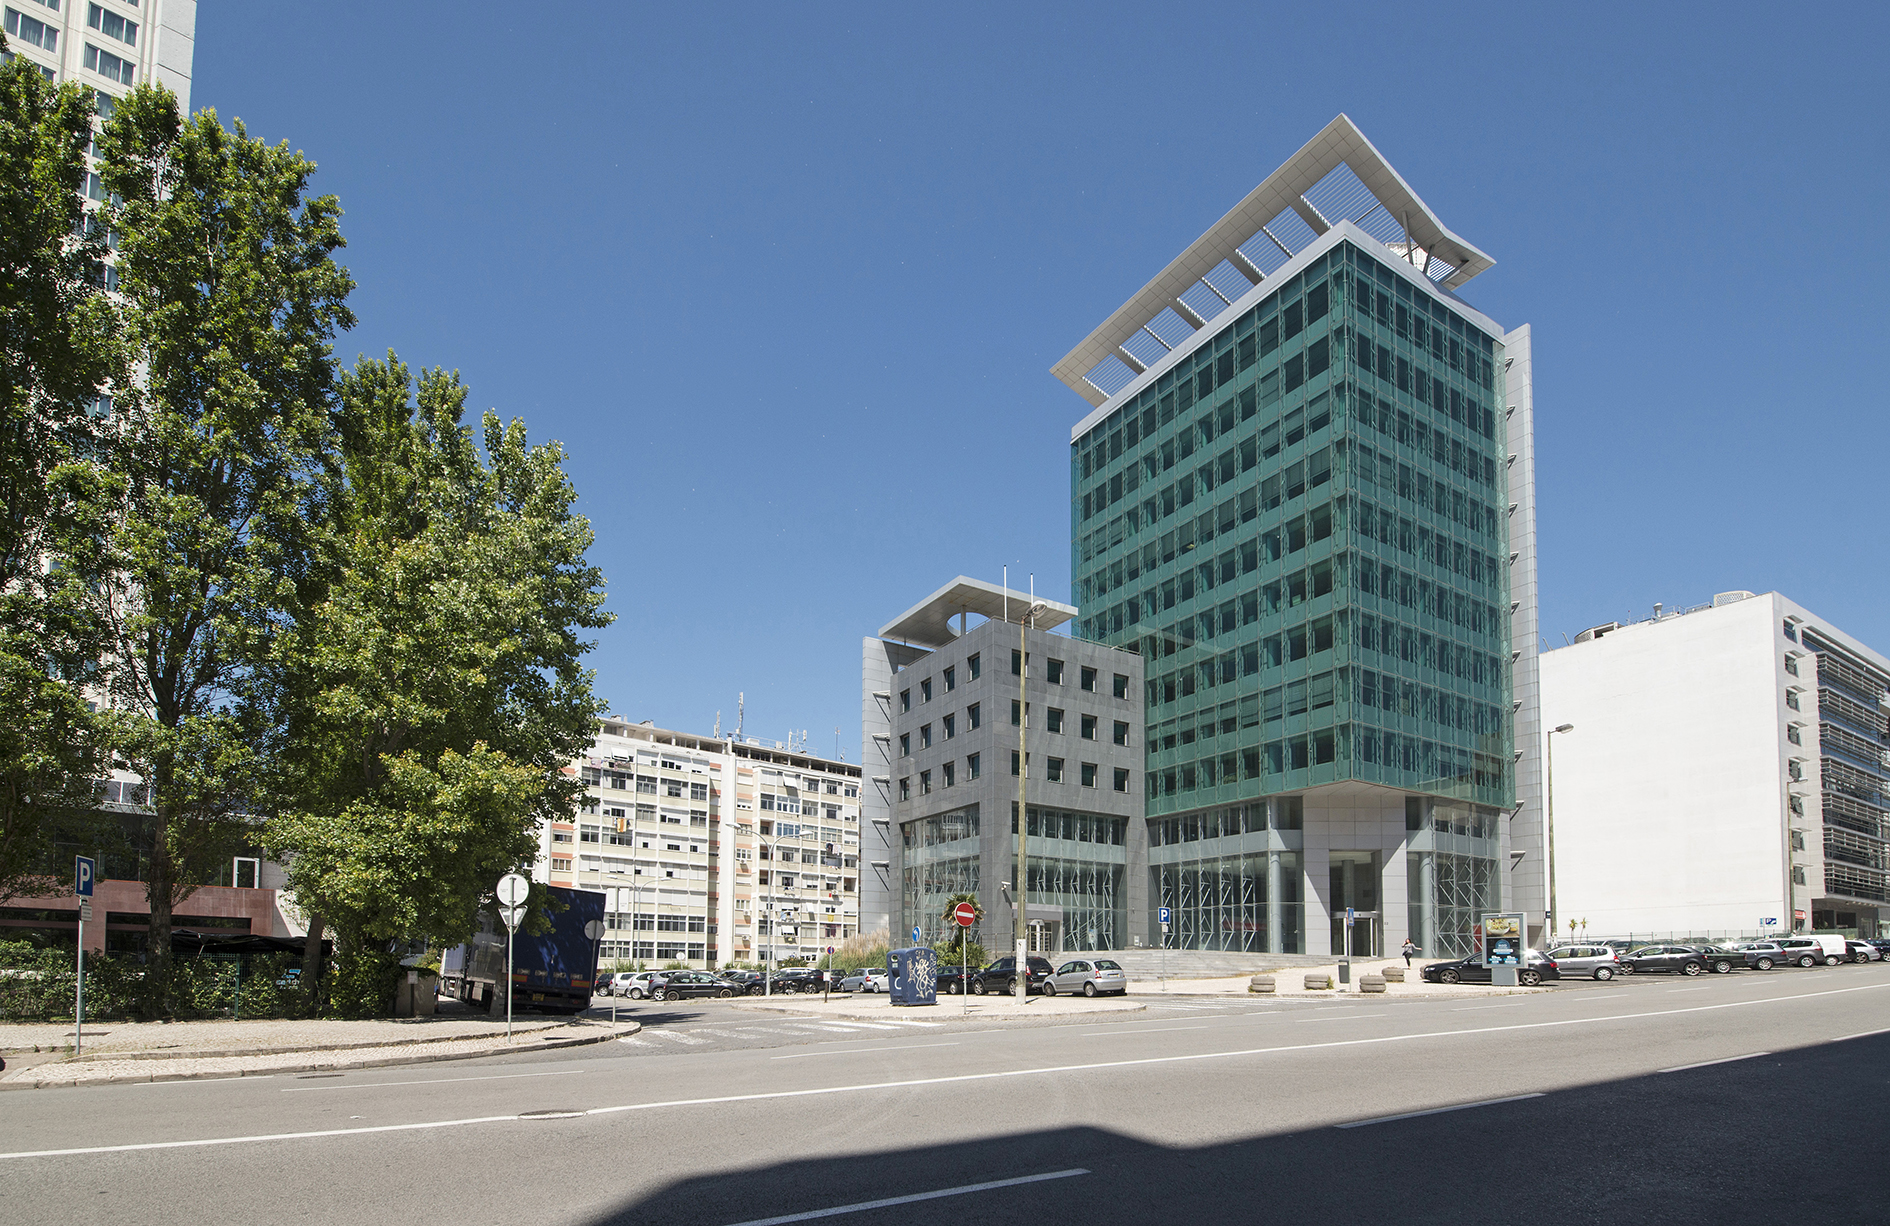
1540, 591, 1890, 940
541, 719, 862, 970
4, 0, 194, 111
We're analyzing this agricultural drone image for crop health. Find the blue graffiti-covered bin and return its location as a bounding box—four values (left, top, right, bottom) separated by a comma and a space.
886, 946, 938, 1006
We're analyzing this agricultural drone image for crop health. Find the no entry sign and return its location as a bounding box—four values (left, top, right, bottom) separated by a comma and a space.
953, 901, 977, 927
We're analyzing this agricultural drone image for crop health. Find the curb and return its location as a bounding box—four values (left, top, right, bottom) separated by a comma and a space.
0, 1021, 640, 1091
731, 1002, 1149, 1023
54, 1023, 571, 1063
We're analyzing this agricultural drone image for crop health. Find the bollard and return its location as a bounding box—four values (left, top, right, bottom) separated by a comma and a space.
1359, 974, 1387, 994
1304, 973, 1334, 990
1249, 974, 1276, 994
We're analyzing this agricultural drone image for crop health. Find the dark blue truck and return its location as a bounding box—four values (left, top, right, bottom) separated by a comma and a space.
441, 884, 604, 1015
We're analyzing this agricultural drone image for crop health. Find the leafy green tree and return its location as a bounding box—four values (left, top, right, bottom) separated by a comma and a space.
265, 356, 610, 1015
0, 54, 121, 900
936, 891, 983, 961
82, 86, 355, 1014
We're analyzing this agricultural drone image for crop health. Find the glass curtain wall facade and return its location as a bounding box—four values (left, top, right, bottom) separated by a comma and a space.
1148, 802, 1305, 952
1072, 237, 1513, 953
1014, 805, 1128, 951
902, 803, 982, 949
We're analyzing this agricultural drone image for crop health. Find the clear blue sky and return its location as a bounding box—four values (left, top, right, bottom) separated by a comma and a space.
197, 4, 1890, 758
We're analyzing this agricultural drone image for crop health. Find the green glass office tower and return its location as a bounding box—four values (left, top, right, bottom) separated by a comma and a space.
1053, 116, 1545, 958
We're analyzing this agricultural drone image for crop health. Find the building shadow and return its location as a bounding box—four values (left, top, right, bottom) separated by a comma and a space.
575, 1032, 1890, 1226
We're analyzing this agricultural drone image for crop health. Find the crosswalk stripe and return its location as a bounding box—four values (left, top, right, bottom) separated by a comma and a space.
651, 1031, 707, 1045
877, 1018, 945, 1027
616, 1036, 652, 1046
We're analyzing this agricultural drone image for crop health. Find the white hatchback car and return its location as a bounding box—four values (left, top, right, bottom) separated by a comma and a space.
610, 971, 662, 999
1043, 958, 1129, 997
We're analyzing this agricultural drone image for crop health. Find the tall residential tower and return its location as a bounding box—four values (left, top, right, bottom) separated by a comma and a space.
1055, 116, 1544, 956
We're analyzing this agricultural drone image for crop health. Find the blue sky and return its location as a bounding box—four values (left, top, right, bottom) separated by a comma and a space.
196, 4, 1889, 759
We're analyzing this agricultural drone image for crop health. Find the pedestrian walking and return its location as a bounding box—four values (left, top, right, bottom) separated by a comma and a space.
1401, 939, 1418, 967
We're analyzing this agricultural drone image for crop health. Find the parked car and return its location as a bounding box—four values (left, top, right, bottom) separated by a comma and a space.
839, 968, 888, 993
762, 968, 820, 994
1732, 941, 1787, 970
936, 964, 968, 995
1843, 940, 1881, 964
1805, 935, 1848, 965
969, 955, 1056, 995
648, 971, 738, 1001
1044, 958, 1129, 997
1769, 937, 1831, 968
611, 971, 661, 999
1421, 950, 1560, 988
718, 969, 764, 992
1866, 938, 1890, 959
1619, 944, 1736, 976
593, 972, 616, 995
1544, 945, 1622, 981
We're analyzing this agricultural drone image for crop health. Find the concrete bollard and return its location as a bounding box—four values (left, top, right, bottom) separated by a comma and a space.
1304, 973, 1334, 990
1249, 975, 1276, 994
1359, 974, 1387, 994
1379, 966, 1405, 983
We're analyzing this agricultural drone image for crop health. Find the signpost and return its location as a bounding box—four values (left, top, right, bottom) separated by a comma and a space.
953, 901, 976, 1015
496, 873, 530, 1039
74, 857, 95, 1056
1158, 906, 1171, 989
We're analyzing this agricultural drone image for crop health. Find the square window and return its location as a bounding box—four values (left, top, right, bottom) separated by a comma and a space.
1047, 757, 1065, 783
1012, 649, 1026, 676
968, 653, 981, 679
967, 753, 981, 780
1080, 714, 1098, 740
967, 703, 981, 730
1113, 767, 1130, 793
1047, 658, 1065, 684
920, 723, 933, 749
1113, 720, 1130, 746
921, 678, 933, 703
899, 733, 910, 757
898, 777, 911, 800
944, 666, 956, 692
1011, 700, 1024, 727
1047, 708, 1065, 734
944, 713, 956, 739
900, 689, 911, 713
1080, 762, 1098, 788
1113, 673, 1130, 700
920, 770, 932, 795
943, 761, 956, 787
1010, 751, 1024, 777
1080, 666, 1097, 692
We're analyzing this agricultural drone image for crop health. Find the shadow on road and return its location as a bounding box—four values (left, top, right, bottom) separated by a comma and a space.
578, 1032, 1890, 1226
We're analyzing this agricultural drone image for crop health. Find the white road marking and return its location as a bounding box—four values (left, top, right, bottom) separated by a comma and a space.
282, 1070, 584, 1093
1658, 1052, 1771, 1074
1832, 1027, 1890, 1042
1080, 1024, 1211, 1037
1453, 1003, 1525, 1012
873, 1018, 945, 1027
9, 980, 1884, 1161
617, 1036, 653, 1046
720, 1168, 1089, 1225
1666, 987, 1709, 993
133, 1076, 274, 1086
1335, 1093, 1544, 1129
650, 1032, 707, 1045
772, 1043, 959, 1060
1295, 1013, 1386, 1021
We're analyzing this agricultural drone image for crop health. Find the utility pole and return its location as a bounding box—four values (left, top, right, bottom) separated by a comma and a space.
1015, 580, 1035, 1006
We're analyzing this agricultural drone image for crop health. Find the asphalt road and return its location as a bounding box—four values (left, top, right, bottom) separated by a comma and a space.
3, 966, 1887, 1226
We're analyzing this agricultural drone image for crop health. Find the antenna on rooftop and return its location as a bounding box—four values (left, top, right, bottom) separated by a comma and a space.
835, 726, 843, 761
734, 692, 744, 739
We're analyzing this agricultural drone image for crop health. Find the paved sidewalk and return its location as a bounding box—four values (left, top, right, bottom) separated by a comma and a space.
1139, 958, 1545, 999
732, 993, 1146, 1022
0, 1014, 640, 1089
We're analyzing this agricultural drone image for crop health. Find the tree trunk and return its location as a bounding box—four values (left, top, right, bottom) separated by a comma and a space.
302, 911, 325, 1014
144, 814, 174, 1019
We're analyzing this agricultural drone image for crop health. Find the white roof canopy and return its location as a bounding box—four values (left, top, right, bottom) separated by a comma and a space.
1051, 114, 1495, 408
877, 576, 1076, 650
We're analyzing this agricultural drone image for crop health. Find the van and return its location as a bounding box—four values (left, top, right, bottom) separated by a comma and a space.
1805, 934, 1848, 965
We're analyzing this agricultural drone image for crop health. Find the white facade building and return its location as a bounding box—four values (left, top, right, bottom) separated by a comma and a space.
1540, 591, 1890, 941
541, 719, 863, 970
4, 0, 195, 113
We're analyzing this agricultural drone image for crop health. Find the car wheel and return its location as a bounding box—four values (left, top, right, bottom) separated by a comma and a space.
1042, 981, 1057, 997
1519, 970, 1542, 987
1825, 956, 1840, 967
1006, 977, 1018, 994
1711, 960, 1732, 974
651, 989, 667, 1002
1682, 962, 1702, 976
1440, 969, 1460, 985
1755, 957, 1774, 970
949, 981, 962, 994
1798, 955, 1816, 968
630, 988, 646, 1000
717, 988, 733, 998
1084, 982, 1098, 997
971, 979, 986, 996
1594, 966, 1615, 981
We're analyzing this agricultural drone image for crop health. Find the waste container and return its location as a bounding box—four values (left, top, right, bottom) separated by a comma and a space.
886, 947, 938, 1006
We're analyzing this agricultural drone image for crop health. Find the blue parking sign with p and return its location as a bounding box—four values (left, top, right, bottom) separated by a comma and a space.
75, 856, 96, 897
1158, 906, 1171, 924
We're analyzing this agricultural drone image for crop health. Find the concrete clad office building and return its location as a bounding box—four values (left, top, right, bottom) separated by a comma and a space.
1541, 592, 1890, 939
861, 579, 1144, 956
1054, 116, 1544, 957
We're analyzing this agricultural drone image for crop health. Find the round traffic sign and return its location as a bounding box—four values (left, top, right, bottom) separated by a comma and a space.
583, 920, 604, 941
496, 872, 530, 906
953, 901, 977, 928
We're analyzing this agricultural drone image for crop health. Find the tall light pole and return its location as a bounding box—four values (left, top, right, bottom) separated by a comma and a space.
1015, 592, 1045, 1005
1545, 723, 1575, 947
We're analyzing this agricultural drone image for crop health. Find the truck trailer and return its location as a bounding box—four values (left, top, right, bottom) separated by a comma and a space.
441, 884, 604, 1015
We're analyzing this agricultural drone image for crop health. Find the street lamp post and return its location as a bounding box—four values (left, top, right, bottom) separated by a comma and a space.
1546, 723, 1575, 947
1015, 590, 1045, 1006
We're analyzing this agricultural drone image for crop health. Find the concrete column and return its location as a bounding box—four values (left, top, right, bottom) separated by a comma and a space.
1266, 843, 1283, 955
1419, 851, 1437, 955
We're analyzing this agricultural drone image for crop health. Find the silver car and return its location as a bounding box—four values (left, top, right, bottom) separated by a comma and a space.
611, 971, 661, 999
1545, 944, 1621, 981
1043, 958, 1129, 997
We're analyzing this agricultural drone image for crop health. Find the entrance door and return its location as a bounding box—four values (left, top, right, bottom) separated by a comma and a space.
1026, 920, 1060, 955
1328, 852, 1382, 957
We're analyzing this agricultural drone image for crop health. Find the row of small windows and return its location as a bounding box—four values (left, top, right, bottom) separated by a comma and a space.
899, 703, 980, 755
897, 756, 1134, 797
1147, 726, 1509, 804
901, 653, 977, 710
1148, 798, 1304, 844
898, 755, 980, 798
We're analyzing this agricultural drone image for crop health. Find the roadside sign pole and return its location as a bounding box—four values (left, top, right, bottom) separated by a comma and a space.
74, 856, 95, 1057
494, 873, 530, 1042
505, 924, 514, 1040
